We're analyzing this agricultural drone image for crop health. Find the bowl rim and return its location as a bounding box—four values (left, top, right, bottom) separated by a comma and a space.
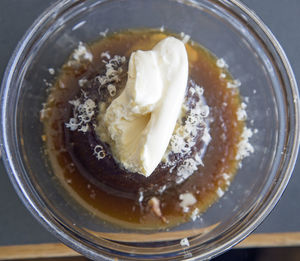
1, 0, 299, 260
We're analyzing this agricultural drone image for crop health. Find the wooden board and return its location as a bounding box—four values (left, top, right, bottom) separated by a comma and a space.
1, 232, 300, 260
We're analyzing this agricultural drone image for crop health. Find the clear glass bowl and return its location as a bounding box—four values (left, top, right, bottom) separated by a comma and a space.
1, 0, 299, 260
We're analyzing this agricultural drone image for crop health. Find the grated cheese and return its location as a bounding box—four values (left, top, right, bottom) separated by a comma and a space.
219, 72, 226, 79
43, 79, 52, 88
176, 159, 199, 184
72, 42, 93, 62
216, 58, 228, 68
158, 185, 167, 194
99, 28, 109, 37
107, 84, 116, 97
169, 83, 209, 154
138, 191, 144, 203
190, 208, 199, 221
180, 32, 191, 44
95, 55, 126, 90
101, 51, 111, 60
216, 187, 225, 198
237, 102, 247, 121
65, 98, 96, 133
236, 127, 254, 161
180, 238, 190, 247
179, 192, 197, 212
48, 68, 55, 75
223, 173, 230, 180
163, 80, 211, 183
227, 79, 241, 89
93, 145, 106, 160
78, 78, 88, 87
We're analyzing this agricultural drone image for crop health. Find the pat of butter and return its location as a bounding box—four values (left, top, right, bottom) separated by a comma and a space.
97, 37, 188, 177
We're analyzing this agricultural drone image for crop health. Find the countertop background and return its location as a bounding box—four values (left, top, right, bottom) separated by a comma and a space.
0, 0, 300, 249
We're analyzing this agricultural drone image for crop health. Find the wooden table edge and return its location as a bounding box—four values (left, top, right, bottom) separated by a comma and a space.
1, 232, 300, 260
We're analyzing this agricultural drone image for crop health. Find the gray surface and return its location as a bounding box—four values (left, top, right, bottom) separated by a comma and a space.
0, 0, 299, 246
0, 0, 58, 246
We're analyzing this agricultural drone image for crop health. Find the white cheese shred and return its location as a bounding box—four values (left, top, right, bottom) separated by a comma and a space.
227, 79, 241, 89
99, 28, 109, 37
93, 145, 106, 160
237, 102, 247, 121
179, 193, 197, 213
180, 32, 191, 44
236, 127, 254, 161
65, 98, 96, 133
72, 42, 93, 62
190, 208, 199, 221
96, 55, 126, 94
216, 187, 225, 198
216, 58, 228, 68
48, 68, 55, 75
164, 80, 211, 184
180, 238, 190, 247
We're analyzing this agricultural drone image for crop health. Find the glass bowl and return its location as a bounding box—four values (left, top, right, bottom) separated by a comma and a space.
1, 0, 299, 260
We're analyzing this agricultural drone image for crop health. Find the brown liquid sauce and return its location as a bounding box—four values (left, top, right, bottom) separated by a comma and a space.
43, 30, 243, 229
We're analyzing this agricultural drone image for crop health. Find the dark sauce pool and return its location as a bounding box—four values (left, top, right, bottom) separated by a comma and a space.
42, 30, 244, 229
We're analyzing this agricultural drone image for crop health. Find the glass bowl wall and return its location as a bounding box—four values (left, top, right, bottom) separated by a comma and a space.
1, 0, 299, 260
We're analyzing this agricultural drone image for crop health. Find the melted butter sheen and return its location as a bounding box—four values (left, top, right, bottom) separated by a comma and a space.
43, 30, 244, 229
